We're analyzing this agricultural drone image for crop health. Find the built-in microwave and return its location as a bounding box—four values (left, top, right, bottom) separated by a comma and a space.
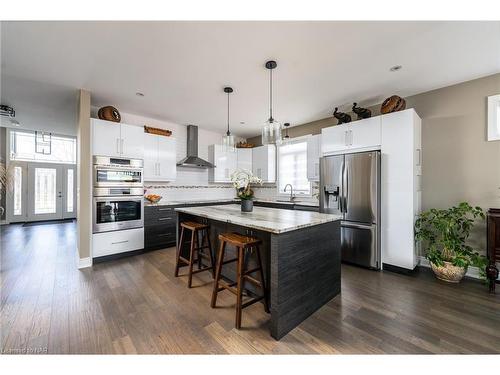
93, 156, 143, 188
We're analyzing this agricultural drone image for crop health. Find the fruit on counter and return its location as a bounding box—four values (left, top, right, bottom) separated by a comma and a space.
145, 194, 162, 203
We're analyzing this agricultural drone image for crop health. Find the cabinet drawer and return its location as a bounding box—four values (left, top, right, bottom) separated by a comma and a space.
144, 206, 177, 224
93, 227, 144, 258
145, 225, 176, 249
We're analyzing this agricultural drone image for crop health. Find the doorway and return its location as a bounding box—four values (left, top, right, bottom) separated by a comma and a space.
9, 162, 76, 223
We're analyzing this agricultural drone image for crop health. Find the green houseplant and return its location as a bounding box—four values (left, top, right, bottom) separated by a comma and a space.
230, 169, 262, 212
415, 202, 488, 283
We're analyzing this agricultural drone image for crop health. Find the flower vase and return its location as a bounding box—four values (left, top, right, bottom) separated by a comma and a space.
241, 199, 253, 212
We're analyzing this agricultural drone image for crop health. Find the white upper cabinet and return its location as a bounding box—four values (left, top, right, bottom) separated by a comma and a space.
321, 124, 348, 154
237, 148, 253, 171
252, 145, 276, 183
321, 116, 381, 154
209, 145, 237, 183
91, 118, 144, 159
307, 134, 321, 181
120, 123, 144, 159
349, 116, 381, 150
158, 136, 176, 181
92, 119, 121, 157
144, 133, 176, 182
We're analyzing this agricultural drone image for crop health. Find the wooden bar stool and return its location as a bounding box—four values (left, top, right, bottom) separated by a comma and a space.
211, 232, 269, 329
174, 221, 215, 288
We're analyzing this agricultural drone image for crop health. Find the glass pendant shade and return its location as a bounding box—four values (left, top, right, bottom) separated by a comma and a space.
262, 118, 282, 145
222, 132, 236, 152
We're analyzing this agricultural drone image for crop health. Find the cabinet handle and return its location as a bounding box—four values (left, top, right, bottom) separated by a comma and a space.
349, 130, 353, 146
157, 233, 173, 237
158, 162, 161, 176
158, 217, 173, 221
120, 139, 124, 154
345, 131, 348, 146
116, 139, 120, 154
112, 240, 129, 245
416, 149, 421, 166
158, 208, 172, 211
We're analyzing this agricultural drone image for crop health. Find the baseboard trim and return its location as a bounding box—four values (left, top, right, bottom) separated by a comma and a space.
382, 263, 416, 275
77, 257, 92, 269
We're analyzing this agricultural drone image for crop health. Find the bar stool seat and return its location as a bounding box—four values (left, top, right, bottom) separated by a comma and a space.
211, 232, 269, 329
174, 221, 215, 288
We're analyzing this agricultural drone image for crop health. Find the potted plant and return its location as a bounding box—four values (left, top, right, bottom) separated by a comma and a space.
230, 169, 262, 212
415, 202, 488, 283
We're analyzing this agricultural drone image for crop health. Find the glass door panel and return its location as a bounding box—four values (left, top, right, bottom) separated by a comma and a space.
27, 163, 63, 221
63, 165, 77, 219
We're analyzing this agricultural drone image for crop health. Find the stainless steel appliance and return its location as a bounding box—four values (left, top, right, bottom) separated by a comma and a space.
176, 125, 214, 168
93, 156, 143, 188
92, 187, 144, 233
320, 151, 380, 269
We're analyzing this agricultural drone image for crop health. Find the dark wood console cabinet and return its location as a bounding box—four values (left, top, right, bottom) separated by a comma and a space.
487, 208, 500, 283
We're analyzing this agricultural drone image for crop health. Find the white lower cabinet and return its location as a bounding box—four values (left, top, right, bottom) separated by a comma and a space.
144, 133, 176, 181
209, 145, 237, 183
252, 145, 276, 183
92, 227, 144, 258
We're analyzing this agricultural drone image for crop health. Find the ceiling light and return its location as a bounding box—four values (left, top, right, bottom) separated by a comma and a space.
221, 87, 236, 153
390, 65, 403, 72
262, 60, 282, 145
240, 121, 245, 125
135, 92, 145, 97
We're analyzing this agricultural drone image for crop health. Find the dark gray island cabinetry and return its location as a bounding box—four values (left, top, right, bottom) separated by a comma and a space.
175, 204, 342, 340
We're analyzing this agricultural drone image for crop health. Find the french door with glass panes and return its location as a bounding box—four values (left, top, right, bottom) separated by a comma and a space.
25, 163, 76, 222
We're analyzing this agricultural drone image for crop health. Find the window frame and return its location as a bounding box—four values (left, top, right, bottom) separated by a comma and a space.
276, 134, 312, 199
9, 128, 77, 165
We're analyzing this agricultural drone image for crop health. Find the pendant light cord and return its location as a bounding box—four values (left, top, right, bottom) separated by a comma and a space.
269, 68, 273, 121
227, 91, 230, 135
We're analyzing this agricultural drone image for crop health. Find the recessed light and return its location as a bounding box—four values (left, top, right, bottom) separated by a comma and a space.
240, 121, 245, 125
389, 65, 403, 72
136, 92, 145, 97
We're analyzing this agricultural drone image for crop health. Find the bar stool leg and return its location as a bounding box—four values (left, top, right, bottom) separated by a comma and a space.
187, 230, 196, 288
255, 245, 269, 313
206, 229, 215, 278
196, 230, 202, 270
211, 240, 226, 308
235, 246, 245, 329
174, 226, 185, 277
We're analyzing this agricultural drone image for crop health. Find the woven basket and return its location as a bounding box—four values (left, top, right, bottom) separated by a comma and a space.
144, 126, 172, 137
430, 261, 467, 283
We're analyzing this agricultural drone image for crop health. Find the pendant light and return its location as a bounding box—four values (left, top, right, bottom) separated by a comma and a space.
262, 60, 282, 145
222, 86, 236, 152
283, 122, 290, 140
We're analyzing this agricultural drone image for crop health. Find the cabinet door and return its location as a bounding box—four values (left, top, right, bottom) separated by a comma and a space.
349, 116, 381, 150
237, 148, 253, 171
92, 119, 121, 157
252, 146, 266, 180
307, 134, 321, 181
158, 137, 177, 181
321, 124, 349, 154
143, 133, 158, 181
120, 124, 144, 159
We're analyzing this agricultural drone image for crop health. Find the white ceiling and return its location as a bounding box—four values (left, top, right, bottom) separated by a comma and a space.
2, 21, 500, 137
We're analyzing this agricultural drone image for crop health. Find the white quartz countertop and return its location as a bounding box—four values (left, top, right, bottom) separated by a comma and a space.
174, 204, 340, 234
145, 198, 319, 208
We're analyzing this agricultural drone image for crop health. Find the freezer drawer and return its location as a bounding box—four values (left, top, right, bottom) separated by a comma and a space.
341, 222, 379, 269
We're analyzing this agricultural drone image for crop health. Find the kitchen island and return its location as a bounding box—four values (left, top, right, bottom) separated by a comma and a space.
175, 204, 342, 339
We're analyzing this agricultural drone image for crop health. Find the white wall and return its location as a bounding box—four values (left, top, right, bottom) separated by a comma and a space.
91, 107, 243, 201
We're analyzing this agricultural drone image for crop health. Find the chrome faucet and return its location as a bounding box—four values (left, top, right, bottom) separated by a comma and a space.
284, 184, 294, 201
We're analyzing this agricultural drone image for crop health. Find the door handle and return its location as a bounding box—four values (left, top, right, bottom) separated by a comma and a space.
57, 192, 62, 198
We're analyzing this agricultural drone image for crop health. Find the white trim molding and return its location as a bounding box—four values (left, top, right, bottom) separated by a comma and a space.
77, 257, 92, 269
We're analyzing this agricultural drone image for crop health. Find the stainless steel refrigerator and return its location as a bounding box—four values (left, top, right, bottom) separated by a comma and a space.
320, 151, 380, 269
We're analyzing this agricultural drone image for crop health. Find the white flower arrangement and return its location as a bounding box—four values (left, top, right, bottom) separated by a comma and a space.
230, 168, 262, 200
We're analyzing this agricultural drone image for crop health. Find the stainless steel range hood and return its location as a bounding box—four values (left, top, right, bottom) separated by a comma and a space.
176, 125, 214, 168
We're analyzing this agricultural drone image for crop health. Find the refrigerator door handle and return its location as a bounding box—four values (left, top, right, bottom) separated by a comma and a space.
343, 158, 348, 213
338, 162, 344, 212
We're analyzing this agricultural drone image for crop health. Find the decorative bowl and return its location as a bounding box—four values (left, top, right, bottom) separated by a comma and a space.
430, 261, 467, 283
145, 194, 162, 204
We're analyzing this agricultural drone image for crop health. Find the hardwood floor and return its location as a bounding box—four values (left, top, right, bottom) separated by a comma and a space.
1, 221, 499, 354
